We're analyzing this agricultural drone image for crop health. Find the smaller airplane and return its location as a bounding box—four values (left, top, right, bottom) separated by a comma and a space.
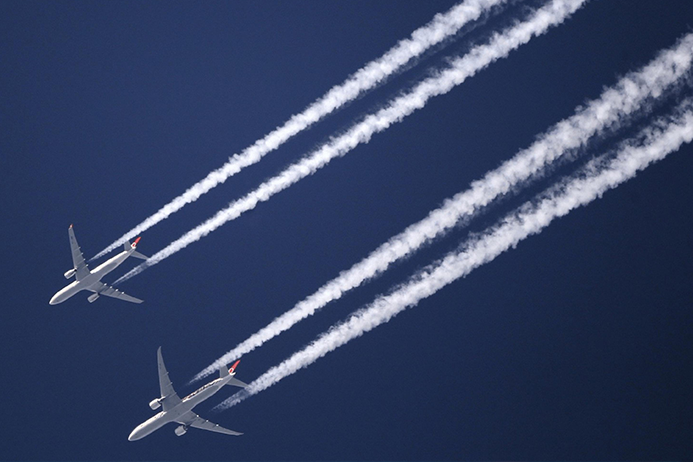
49, 224, 146, 305
129, 347, 247, 441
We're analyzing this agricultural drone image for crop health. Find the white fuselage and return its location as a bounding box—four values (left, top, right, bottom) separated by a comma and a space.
49, 249, 133, 305
128, 377, 229, 441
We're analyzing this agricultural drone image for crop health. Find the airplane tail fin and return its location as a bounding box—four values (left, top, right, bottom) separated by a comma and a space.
219, 359, 240, 378
221, 360, 247, 388
125, 238, 148, 260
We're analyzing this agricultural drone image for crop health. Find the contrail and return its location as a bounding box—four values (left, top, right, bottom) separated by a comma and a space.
114, 0, 588, 284
215, 101, 693, 411
189, 33, 693, 382
93, 0, 508, 260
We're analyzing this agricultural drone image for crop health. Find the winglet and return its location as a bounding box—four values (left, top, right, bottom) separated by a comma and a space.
229, 360, 241, 374
132, 236, 142, 248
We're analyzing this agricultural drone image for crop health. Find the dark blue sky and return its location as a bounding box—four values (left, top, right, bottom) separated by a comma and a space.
1, 1, 692, 460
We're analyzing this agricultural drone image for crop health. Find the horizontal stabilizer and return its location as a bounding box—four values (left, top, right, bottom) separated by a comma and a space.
225, 377, 248, 388
131, 250, 148, 260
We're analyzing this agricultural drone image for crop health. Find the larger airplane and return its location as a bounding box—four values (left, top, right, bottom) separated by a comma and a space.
129, 347, 247, 441
49, 224, 146, 305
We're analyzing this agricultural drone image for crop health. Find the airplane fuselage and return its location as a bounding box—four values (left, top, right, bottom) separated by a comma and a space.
49, 249, 133, 305
128, 377, 228, 441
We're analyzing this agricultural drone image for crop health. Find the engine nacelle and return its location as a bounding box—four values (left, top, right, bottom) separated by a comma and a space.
174, 425, 187, 437
87, 293, 99, 303
64, 268, 76, 279
149, 399, 161, 410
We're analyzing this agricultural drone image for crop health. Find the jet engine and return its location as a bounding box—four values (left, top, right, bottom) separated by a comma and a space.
149, 399, 162, 410
64, 268, 76, 279
174, 425, 188, 437
87, 293, 99, 303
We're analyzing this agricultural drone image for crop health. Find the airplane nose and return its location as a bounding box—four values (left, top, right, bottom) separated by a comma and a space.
49, 294, 59, 305
128, 424, 147, 441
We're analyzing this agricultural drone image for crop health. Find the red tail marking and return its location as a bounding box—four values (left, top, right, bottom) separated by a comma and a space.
132, 236, 142, 247
229, 360, 241, 373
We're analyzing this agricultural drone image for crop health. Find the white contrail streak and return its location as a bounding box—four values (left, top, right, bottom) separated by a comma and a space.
191, 33, 693, 382
215, 102, 693, 410
93, 0, 507, 260
114, 0, 588, 284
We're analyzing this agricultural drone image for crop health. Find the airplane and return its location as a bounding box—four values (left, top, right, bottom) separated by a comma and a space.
49, 224, 147, 305
129, 347, 248, 441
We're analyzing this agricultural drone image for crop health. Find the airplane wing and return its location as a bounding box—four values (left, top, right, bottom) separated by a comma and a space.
93, 282, 143, 304
156, 347, 182, 411
178, 412, 243, 436
68, 225, 90, 281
